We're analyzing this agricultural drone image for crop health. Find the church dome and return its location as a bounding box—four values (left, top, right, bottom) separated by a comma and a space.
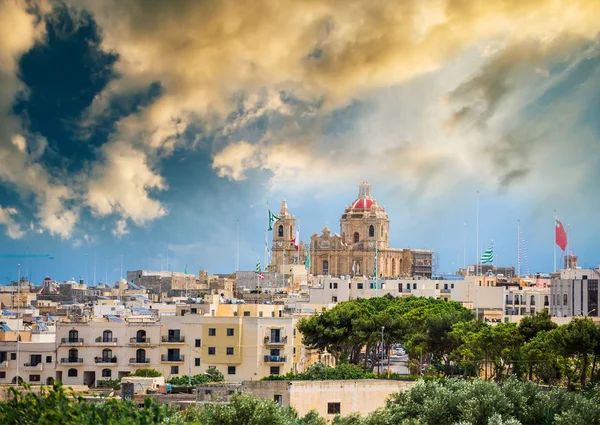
346, 181, 374, 211
350, 198, 373, 209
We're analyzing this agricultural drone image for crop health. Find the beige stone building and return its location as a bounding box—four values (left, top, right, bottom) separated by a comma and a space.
271, 181, 433, 279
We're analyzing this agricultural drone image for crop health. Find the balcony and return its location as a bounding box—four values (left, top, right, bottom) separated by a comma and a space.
0, 361, 9, 368
264, 336, 288, 346
264, 355, 286, 363
161, 354, 185, 362
129, 358, 151, 365
161, 336, 185, 343
61, 358, 83, 364
95, 337, 118, 345
129, 337, 151, 346
23, 362, 43, 370
94, 356, 118, 364
60, 338, 84, 345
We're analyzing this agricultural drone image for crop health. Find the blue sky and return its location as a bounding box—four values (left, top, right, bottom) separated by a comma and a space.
1, 0, 600, 284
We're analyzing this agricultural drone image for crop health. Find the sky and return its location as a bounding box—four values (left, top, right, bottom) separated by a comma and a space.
1, 0, 600, 285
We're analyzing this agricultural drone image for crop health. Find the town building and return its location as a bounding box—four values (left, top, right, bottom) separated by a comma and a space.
551, 268, 599, 317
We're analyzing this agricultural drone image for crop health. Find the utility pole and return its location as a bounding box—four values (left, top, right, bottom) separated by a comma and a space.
16, 264, 21, 386
188, 338, 192, 385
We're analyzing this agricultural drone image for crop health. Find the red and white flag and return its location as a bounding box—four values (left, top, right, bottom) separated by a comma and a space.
555, 218, 567, 251
294, 227, 300, 252
258, 273, 265, 280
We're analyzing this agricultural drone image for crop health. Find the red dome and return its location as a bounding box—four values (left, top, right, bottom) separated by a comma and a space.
350, 198, 373, 209
44, 277, 52, 281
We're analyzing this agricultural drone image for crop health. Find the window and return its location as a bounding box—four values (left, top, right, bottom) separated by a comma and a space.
369, 225, 375, 237
244, 311, 250, 317
328, 403, 341, 415
208, 347, 216, 355
103, 330, 112, 342
444, 283, 448, 290
0, 372, 5, 378
68, 349, 78, 361
270, 366, 280, 375
274, 394, 283, 405
228, 366, 236, 375
208, 328, 216, 336
530, 295, 535, 305
102, 369, 111, 377
226, 347, 234, 355
357, 283, 363, 289
68, 329, 79, 342
29, 375, 40, 382
102, 348, 112, 360
68, 368, 77, 377
412, 283, 417, 289
332, 296, 338, 303
436, 284, 439, 290
195, 358, 201, 367
191, 308, 197, 314
323, 260, 329, 275
171, 366, 179, 375
227, 328, 234, 336
333, 282, 338, 289
195, 339, 201, 347
451, 284, 455, 289
10, 353, 16, 360
259, 311, 263, 317
353, 232, 360, 243
563, 294, 568, 305
293, 347, 296, 355
293, 328, 296, 337
278, 225, 284, 237
46, 356, 52, 363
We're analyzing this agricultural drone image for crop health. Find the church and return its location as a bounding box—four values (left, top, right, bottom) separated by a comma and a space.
270, 181, 433, 279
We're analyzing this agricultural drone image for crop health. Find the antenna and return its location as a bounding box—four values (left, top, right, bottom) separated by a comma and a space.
518, 221, 530, 276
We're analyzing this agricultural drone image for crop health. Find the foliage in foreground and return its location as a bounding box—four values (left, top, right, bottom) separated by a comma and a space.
332, 377, 600, 425
0, 383, 174, 425
167, 367, 225, 385
3, 379, 600, 425
262, 362, 377, 381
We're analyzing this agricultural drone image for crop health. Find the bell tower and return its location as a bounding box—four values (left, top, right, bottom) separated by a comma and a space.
270, 199, 296, 271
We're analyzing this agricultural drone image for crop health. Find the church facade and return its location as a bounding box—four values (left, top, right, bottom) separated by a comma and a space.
270, 182, 432, 279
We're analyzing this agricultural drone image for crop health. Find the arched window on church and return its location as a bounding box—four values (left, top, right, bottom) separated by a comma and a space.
392, 258, 396, 277
369, 225, 374, 237
323, 260, 329, 275
278, 225, 284, 237
289, 226, 293, 238
381, 226, 384, 237
353, 232, 360, 243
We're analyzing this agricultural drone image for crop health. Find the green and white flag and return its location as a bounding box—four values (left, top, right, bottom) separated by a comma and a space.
255, 259, 262, 273
268, 209, 280, 231
480, 242, 494, 264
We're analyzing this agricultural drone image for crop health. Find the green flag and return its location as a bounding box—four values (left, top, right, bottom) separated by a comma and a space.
268, 209, 280, 231
480, 241, 494, 264
255, 259, 262, 273
304, 246, 310, 270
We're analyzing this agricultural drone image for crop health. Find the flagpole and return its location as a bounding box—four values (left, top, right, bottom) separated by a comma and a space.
517, 219, 520, 277
553, 209, 556, 273
476, 190, 479, 321
236, 219, 239, 272
463, 223, 466, 271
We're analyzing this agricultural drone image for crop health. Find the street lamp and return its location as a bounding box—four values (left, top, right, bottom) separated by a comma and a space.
380, 326, 385, 377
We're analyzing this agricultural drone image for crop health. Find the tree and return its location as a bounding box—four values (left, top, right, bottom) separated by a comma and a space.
205, 366, 225, 382
130, 368, 162, 377
518, 310, 557, 343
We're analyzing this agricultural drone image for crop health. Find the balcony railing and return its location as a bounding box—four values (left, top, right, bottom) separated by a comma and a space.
61, 358, 83, 363
94, 356, 118, 363
264, 355, 286, 363
129, 358, 151, 364
0, 361, 9, 368
161, 336, 185, 343
23, 362, 43, 370
161, 354, 185, 362
129, 337, 151, 345
95, 337, 118, 344
264, 336, 288, 345
61, 338, 84, 344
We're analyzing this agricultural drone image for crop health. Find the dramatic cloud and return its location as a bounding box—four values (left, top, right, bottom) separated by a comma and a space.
0, 206, 25, 239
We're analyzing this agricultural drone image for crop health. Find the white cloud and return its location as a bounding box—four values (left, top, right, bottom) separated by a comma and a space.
0, 206, 25, 239
112, 219, 129, 237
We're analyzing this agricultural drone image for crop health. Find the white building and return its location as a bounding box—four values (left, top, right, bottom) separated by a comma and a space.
551, 268, 600, 317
